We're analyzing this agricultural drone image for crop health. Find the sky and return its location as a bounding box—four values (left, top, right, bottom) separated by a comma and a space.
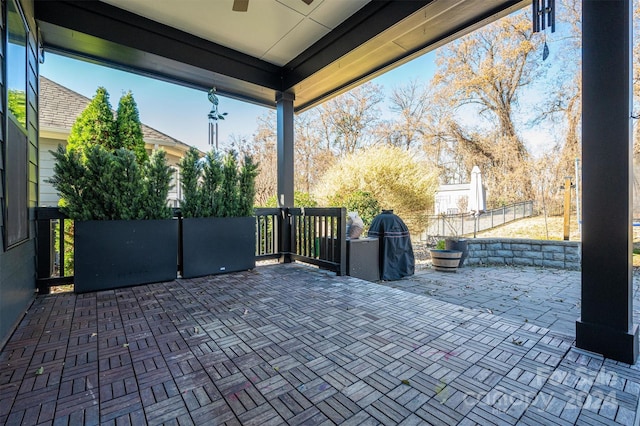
40, 51, 438, 153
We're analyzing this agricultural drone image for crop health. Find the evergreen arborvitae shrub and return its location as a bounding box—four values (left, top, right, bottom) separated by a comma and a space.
49, 145, 89, 220
49, 86, 174, 279
58, 145, 143, 220
116, 91, 148, 165
141, 150, 174, 220
200, 151, 223, 217
49, 145, 173, 221
67, 87, 116, 155
238, 155, 259, 217
218, 151, 240, 217
179, 148, 258, 218
178, 147, 204, 218
81, 144, 122, 220
107, 148, 145, 220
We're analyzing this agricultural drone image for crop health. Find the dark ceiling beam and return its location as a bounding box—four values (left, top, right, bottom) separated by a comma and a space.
282, 0, 431, 88
290, 0, 529, 112
37, 19, 278, 106
35, 1, 281, 91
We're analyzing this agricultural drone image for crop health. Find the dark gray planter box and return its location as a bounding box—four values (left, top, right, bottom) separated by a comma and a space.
347, 237, 379, 282
74, 219, 179, 293
181, 216, 256, 279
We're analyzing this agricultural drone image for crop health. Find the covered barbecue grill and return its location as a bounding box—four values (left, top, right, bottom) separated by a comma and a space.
367, 210, 415, 280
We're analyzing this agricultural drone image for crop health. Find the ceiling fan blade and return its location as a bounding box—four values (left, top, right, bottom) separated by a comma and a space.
301, 0, 313, 4
232, 0, 249, 12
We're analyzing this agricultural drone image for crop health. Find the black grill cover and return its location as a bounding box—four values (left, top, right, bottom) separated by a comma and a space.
367, 210, 415, 280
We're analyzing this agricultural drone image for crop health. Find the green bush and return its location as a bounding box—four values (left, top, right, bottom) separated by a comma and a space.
265, 191, 318, 208
67, 87, 116, 156
178, 147, 204, 218
140, 150, 174, 219
48, 145, 174, 221
314, 145, 438, 234
238, 155, 259, 216
49, 86, 173, 280
179, 147, 258, 218
218, 151, 239, 217
53, 220, 75, 276
328, 190, 380, 227
201, 151, 223, 217
116, 91, 148, 164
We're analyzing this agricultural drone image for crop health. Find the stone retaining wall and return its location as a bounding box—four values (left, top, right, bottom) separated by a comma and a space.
465, 238, 581, 270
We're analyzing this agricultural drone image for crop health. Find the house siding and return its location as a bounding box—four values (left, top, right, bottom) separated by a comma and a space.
38, 137, 58, 206
434, 184, 470, 215
0, 0, 38, 348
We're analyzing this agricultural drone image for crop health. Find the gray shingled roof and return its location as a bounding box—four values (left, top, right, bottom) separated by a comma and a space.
39, 76, 193, 150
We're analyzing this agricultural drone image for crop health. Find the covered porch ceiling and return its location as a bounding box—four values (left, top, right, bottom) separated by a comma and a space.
35, 0, 528, 112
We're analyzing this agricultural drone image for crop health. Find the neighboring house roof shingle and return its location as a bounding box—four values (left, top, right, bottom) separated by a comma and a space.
39, 76, 193, 151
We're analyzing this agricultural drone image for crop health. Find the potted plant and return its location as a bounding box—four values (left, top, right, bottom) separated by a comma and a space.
179, 147, 259, 278
49, 145, 177, 292
48, 87, 178, 292
445, 237, 468, 267
437, 211, 469, 267
430, 239, 462, 272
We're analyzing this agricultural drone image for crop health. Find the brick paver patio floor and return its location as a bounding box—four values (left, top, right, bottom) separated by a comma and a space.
384, 266, 640, 338
1, 263, 640, 425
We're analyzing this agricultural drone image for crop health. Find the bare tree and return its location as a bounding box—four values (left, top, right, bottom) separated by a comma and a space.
240, 109, 337, 204
433, 13, 541, 141
429, 11, 544, 204
294, 110, 335, 194
316, 82, 384, 155
250, 112, 277, 205
381, 79, 432, 150
227, 133, 252, 155
544, 0, 581, 184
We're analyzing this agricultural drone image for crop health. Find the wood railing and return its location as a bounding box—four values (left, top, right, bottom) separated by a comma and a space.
289, 207, 347, 276
255, 207, 281, 260
35, 206, 347, 293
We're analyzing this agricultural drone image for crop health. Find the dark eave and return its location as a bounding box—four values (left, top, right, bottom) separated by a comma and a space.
289, 0, 529, 112
35, 1, 281, 106
35, 0, 528, 112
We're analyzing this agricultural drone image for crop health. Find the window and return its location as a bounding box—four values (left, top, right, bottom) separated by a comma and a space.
5, 0, 29, 247
7, 0, 27, 130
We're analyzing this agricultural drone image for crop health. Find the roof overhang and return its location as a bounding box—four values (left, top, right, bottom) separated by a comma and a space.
35, 0, 528, 112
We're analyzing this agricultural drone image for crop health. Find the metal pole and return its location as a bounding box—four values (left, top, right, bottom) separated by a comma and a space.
563, 176, 572, 241
473, 214, 477, 238
575, 157, 581, 236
